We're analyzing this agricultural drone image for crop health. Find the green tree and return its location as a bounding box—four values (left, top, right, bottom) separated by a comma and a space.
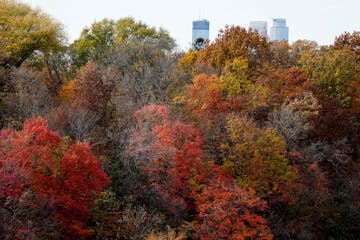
299, 48, 359, 106
114, 17, 173, 47
70, 17, 175, 68
0, 0, 65, 67
70, 19, 116, 67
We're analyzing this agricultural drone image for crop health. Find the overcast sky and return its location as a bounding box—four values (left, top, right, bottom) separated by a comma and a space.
22, 0, 360, 51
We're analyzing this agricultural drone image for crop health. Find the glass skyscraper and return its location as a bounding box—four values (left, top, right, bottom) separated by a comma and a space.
270, 18, 289, 42
249, 21, 268, 39
192, 19, 209, 44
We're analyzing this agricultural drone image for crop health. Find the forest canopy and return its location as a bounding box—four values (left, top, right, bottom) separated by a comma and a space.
1, 1, 360, 239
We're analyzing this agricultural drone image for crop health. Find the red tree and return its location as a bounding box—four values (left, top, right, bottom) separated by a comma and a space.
0, 117, 109, 239
130, 105, 273, 239
196, 182, 273, 240
130, 105, 208, 218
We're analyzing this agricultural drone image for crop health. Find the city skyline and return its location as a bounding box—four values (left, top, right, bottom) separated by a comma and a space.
21, 0, 360, 50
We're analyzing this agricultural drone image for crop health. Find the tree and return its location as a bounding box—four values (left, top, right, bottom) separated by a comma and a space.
183, 74, 228, 120
58, 79, 75, 102
114, 17, 174, 49
6, 67, 53, 124
197, 26, 270, 71
192, 37, 206, 50
70, 17, 175, 68
290, 39, 318, 64
176, 50, 198, 77
73, 61, 117, 116
67, 104, 100, 141
116, 205, 166, 240
255, 66, 314, 108
270, 40, 291, 68
219, 57, 253, 97
0, 0, 65, 67
196, 182, 273, 240
130, 105, 274, 239
179, 73, 265, 162
146, 226, 186, 240
299, 48, 359, 106
334, 31, 360, 55
221, 114, 295, 199
129, 105, 208, 220
70, 18, 116, 67
268, 92, 320, 149
0, 117, 109, 239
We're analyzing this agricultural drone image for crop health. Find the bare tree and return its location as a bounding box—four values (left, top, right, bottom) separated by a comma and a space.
67, 104, 99, 141
268, 92, 320, 149
9, 67, 53, 122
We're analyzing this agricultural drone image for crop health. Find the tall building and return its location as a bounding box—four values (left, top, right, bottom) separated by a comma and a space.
270, 18, 289, 42
192, 19, 209, 45
249, 21, 268, 39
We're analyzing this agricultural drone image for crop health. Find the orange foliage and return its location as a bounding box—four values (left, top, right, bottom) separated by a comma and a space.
256, 66, 314, 106
197, 25, 270, 70
184, 74, 242, 121
196, 182, 273, 240
334, 31, 360, 55
59, 79, 75, 102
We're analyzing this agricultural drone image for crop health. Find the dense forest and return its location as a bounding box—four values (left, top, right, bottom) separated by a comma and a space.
1, 1, 360, 239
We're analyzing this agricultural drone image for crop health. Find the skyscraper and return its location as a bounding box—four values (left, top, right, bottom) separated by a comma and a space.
192, 19, 209, 47
270, 18, 289, 42
249, 21, 268, 39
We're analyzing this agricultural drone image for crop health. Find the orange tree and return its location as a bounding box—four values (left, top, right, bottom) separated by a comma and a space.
197, 25, 270, 71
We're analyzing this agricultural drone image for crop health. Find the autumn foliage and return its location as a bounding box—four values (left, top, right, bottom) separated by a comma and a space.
130, 105, 207, 218
197, 25, 270, 70
130, 105, 272, 239
196, 183, 272, 240
1, 1, 360, 239
0, 117, 109, 239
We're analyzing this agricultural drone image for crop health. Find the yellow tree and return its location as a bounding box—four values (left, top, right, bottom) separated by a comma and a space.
0, 0, 64, 67
221, 114, 295, 199
219, 57, 253, 97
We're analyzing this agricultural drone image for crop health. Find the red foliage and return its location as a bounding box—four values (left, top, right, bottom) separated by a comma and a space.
0, 117, 109, 239
131, 105, 208, 218
309, 97, 359, 140
130, 105, 273, 239
196, 182, 273, 240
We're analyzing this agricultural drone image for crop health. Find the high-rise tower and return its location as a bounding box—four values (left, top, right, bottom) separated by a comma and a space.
192, 19, 209, 47
270, 18, 289, 42
249, 21, 268, 39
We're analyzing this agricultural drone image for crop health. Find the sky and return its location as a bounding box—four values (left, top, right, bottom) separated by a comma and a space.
22, 0, 360, 51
